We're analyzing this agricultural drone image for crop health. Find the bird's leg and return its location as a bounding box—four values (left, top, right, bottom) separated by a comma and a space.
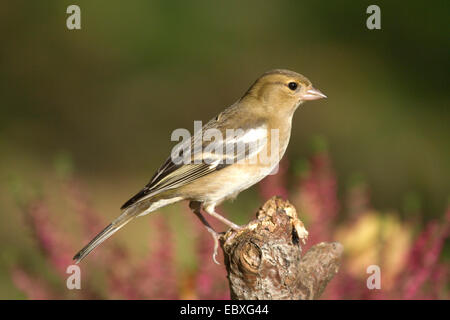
189, 201, 221, 265
204, 204, 243, 231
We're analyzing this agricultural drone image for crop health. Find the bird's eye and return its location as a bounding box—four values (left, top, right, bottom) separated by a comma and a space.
288, 82, 298, 91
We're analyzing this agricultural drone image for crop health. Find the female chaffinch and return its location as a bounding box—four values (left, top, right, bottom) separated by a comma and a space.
74, 69, 326, 264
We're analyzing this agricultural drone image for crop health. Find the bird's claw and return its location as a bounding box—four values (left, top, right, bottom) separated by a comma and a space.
212, 252, 219, 265
206, 228, 222, 265
212, 234, 220, 265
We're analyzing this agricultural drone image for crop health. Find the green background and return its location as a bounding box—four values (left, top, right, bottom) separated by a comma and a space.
0, 1, 449, 298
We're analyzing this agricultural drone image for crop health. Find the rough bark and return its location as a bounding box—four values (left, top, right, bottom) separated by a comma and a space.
221, 196, 343, 300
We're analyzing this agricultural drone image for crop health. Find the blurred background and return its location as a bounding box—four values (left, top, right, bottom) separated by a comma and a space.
0, 1, 449, 299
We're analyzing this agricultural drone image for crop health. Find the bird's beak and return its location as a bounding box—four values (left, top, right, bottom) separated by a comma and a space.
302, 87, 327, 100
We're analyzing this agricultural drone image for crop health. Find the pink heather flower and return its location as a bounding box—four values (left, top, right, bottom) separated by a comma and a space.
104, 215, 178, 299
141, 216, 178, 299
182, 203, 229, 299
11, 158, 449, 300
24, 201, 74, 277
11, 267, 55, 300
403, 208, 450, 299
64, 179, 105, 237
296, 152, 339, 247
195, 227, 229, 300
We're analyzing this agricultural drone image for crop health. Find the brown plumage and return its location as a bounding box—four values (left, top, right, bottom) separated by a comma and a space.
73, 69, 326, 264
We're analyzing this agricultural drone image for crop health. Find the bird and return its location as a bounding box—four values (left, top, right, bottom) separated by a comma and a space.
73, 69, 326, 264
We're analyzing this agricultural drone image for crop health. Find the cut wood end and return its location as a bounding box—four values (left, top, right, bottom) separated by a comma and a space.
222, 196, 308, 245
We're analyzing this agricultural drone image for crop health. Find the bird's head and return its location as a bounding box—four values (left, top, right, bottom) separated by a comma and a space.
243, 69, 326, 115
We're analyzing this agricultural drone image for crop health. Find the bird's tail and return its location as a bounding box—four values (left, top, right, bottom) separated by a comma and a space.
73, 207, 138, 264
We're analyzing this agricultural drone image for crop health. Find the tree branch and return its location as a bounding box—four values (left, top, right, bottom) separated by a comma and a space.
221, 196, 343, 300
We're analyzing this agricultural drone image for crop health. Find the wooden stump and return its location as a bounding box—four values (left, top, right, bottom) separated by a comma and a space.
221, 197, 343, 300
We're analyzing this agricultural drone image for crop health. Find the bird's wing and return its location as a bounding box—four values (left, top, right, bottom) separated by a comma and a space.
120, 115, 268, 210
